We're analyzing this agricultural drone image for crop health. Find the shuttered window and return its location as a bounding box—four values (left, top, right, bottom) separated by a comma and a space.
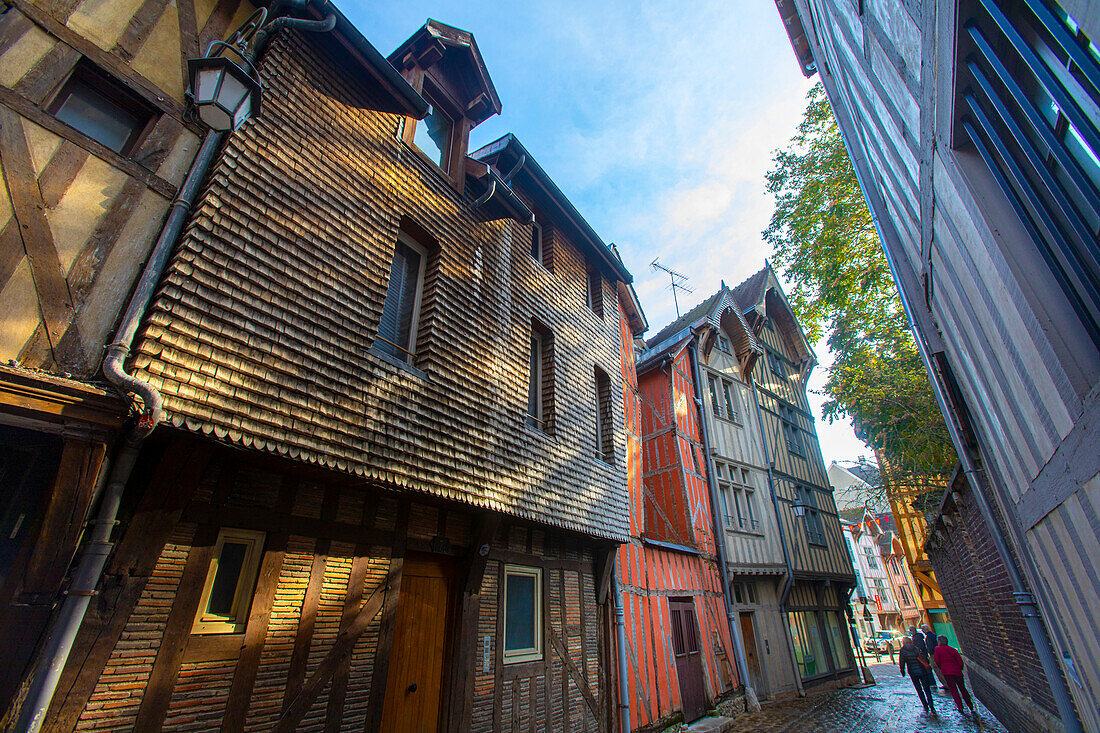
955, 0, 1100, 346
376, 234, 427, 363
594, 366, 614, 462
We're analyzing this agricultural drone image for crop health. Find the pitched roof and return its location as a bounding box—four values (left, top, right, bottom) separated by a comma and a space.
731, 264, 771, 313
646, 289, 725, 348
388, 19, 501, 125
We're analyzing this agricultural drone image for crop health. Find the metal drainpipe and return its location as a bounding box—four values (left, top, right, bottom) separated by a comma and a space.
750, 380, 805, 697
816, 67, 1083, 732
613, 555, 631, 733
15, 12, 336, 733
686, 334, 760, 713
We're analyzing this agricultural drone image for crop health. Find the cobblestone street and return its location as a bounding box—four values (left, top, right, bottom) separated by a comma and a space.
724, 663, 1011, 733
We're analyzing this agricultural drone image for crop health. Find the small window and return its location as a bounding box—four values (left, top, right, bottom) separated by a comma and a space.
527, 321, 555, 432
594, 366, 614, 462
48, 62, 155, 155
530, 222, 543, 262
193, 528, 265, 634
503, 565, 542, 663
528, 331, 543, 428
586, 268, 604, 318
412, 93, 454, 172
721, 379, 739, 422
707, 376, 722, 418
376, 233, 427, 363
768, 352, 786, 378
717, 335, 732, 354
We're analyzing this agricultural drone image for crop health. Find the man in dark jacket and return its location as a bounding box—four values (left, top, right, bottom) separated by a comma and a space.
899, 637, 937, 713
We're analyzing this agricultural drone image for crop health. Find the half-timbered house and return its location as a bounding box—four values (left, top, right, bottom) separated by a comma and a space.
775, 0, 1100, 726
23, 15, 640, 733
616, 340, 740, 730
0, 0, 256, 718
642, 285, 801, 701
731, 266, 858, 689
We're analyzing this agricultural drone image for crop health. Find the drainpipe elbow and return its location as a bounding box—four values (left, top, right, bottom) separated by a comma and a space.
103, 342, 162, 436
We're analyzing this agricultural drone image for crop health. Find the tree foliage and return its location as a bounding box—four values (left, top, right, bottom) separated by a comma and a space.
763, 84, 956, 487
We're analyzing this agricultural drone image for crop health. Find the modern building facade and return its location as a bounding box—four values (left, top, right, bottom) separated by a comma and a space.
775, 0, 1100, 729
5, 12, 647, 732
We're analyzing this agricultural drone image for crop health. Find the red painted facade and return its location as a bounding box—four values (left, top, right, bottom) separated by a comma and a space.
616, 334, 738, 729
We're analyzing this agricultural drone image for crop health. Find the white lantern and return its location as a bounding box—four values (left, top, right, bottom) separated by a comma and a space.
187, 56, 261, 132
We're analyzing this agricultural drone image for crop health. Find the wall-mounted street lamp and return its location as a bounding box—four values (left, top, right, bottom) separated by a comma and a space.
184, 3, 334, 132
187, 51, 262, 131
792, 499, 807, 517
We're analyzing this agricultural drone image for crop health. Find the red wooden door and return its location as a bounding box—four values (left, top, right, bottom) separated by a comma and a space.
380, 555, 454, 732
669, 598, 708, 722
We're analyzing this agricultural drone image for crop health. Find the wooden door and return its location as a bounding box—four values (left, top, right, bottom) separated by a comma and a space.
669, 598, 708, 723
380, 555, 454, 733
739, 612, 765, 696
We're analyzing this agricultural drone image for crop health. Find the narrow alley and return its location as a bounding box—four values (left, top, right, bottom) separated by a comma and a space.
722, 663, 1010, 733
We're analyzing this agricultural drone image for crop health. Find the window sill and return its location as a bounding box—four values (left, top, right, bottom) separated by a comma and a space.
725, 526, 765, 538
368, 345, 429, 381
400, 137, 461, 194
715, 415, 743, 427
522, 422, 553, 438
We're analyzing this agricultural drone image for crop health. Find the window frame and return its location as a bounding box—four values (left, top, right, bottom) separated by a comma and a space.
409, 81, 457, 175
720, 378, 739, 423
594, 365, 614, 463
374, 231, 428, 364
530, 221, 543, 263
502, 564, 543, 664
47, 61, 158, 157
192, 528, 266, 635
527, 330, 544, 429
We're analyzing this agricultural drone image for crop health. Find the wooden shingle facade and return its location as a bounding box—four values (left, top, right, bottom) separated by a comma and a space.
13, 14, 643, 732
775, 0, 1100, 728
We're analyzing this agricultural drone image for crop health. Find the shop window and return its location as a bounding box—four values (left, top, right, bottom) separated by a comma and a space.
192, 528, 265, 634
503, 565, 542, 663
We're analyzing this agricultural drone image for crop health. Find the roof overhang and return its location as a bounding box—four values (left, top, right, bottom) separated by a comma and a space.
774, 0, 818, 77
472, 134, 633, 284
282, 0, 428, 119
388, 19, 502, 125
464, 158, 534, 224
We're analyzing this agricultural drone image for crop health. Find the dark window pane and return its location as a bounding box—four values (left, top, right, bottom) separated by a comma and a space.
527, 335, 540, 424
207, 541, 247, 616
55, 83, 140, 153
670, 608, 684, 654
505, 573, 536, 651
531, 224, 542, 260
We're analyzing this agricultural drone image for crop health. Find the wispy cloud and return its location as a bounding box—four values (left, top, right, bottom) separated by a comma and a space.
345, 0, 868, 462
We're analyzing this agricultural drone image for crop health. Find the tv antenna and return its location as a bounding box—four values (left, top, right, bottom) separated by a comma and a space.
650, 258, 694, 317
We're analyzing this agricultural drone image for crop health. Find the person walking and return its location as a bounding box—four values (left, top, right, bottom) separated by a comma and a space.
899, 636, 937, 714
934, 635, 979, 720
922, 624, 948, 689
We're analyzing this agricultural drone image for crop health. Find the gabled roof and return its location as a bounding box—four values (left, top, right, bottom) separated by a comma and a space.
388, 19, 502, 125
731, 263, 817, 368
471, 134, 632, 283
640, 286, 761, 373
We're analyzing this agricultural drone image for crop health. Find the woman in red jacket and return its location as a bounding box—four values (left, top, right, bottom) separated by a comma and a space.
933, 636, 978, 719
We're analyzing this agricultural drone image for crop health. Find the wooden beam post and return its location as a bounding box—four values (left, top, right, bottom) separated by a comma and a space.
446, 512, 500, 732
365, 500, 410, 733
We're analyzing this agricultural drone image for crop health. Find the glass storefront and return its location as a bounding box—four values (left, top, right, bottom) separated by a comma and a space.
788, 611, 827, 677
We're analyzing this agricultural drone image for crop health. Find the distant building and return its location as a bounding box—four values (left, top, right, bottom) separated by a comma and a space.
827, 459, 886, 518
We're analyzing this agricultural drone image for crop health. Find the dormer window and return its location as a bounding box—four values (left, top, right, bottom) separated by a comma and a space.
411, 85, 456, 173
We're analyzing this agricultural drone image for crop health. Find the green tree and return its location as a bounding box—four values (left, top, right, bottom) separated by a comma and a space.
763, 84, 956, 487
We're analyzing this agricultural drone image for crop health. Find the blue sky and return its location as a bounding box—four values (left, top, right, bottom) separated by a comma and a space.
344, 0, 869, 466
